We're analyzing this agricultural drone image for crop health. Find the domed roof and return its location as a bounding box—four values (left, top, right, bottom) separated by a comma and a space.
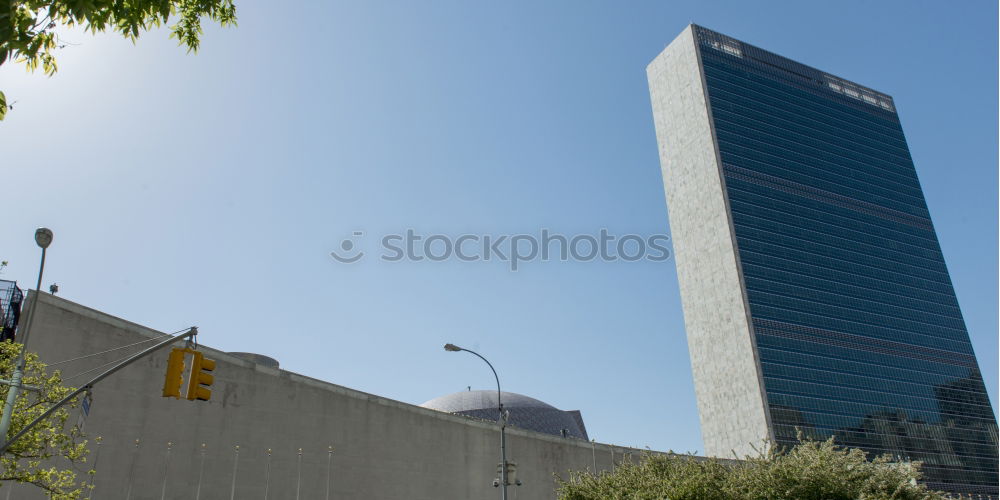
420, 390, 588, 440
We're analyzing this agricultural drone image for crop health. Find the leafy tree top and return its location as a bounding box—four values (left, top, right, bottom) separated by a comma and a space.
0, 0, 237, 120
0, 341, 89, 499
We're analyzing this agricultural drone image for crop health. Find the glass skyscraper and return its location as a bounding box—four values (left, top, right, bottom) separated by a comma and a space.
647, 25, 997, 495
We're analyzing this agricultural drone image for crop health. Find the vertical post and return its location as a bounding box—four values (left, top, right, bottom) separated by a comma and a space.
264, 448, 272, 500
295, 448, 303, 500
229, 445, 240, 500
86, 436, 102, 500
325, 446, 333, 500
591, 439, 596, 474
0, 231, 49, 446
195, 443, 207, 500
125, 439, 140, 500
445, 345, 507, 500
500, 418, 508, 500
159, 441, 172, 500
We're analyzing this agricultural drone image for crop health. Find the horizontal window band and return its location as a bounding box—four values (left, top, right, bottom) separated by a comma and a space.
723, 163, 933, 230
751, 318, 978, 366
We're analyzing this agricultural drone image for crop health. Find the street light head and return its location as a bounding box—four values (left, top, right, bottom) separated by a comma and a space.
34, 228, 53, 249
444, 343, 462, 352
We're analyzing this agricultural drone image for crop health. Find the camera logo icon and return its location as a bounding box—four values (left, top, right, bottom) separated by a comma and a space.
330, 231, 365, 263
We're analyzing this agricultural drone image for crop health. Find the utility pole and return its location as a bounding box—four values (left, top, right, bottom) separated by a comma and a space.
444, 343, 510, 500
0, 228, 52, 445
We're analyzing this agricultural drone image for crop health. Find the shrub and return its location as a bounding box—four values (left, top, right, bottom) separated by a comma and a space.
557, 437, 947, 500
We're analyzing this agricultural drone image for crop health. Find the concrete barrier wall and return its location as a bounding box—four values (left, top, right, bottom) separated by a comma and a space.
7, 293, 651, 500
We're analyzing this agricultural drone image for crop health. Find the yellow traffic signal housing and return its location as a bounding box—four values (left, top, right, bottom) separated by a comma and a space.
186, 351, 216, 401
162, 348, 186, 398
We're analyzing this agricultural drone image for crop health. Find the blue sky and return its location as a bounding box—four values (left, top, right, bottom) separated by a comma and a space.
0, 1, 996, 455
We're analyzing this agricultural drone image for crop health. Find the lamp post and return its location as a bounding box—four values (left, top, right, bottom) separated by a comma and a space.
0, 228, 53, 448
444, 343, 508, 500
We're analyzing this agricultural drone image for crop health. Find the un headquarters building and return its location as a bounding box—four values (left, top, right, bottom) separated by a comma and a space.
647, 26, 997, 495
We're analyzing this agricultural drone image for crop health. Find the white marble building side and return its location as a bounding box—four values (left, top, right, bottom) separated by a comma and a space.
646, 25, 772, 458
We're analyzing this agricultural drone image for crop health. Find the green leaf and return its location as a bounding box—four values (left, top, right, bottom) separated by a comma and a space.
0, 91, 6, 121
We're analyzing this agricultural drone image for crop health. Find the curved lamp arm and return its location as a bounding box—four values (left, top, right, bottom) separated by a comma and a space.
444, 344, 503, 420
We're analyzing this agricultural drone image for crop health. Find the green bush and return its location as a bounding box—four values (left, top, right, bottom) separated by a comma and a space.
557, 438, 947, 500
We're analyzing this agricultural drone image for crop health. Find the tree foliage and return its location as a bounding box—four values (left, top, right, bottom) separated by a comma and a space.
0, 341, 89, 499
0, 0, 237, 120
557, 438, 948, 500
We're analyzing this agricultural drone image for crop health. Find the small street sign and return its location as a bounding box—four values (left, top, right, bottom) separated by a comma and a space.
76, 390, 93, 432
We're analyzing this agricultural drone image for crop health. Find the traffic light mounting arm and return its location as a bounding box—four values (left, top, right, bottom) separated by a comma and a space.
0, 327, 199, 454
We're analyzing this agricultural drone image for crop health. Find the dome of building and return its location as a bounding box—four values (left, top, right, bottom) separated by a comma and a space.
420, 390, 588, 440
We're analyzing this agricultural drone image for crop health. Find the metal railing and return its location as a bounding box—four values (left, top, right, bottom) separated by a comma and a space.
0, 280, 23, 342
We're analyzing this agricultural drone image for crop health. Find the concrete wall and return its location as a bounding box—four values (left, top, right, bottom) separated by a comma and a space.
6, 293, 651, 500
646, 25, 772, 458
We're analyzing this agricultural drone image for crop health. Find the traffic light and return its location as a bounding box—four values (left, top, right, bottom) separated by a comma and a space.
186, 351, 216, 401
162, 348, 186, 398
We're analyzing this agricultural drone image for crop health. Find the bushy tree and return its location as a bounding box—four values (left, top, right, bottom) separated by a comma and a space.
557, 438, 947, 500
0, 0, 237, 120
0, 341, 89, 499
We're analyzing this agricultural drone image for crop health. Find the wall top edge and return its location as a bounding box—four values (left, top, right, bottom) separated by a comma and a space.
27, 292, 696, 456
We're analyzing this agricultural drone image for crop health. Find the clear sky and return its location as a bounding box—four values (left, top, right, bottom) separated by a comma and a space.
1, 1, 996, 455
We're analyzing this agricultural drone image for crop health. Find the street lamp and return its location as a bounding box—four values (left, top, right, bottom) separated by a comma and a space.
0, 228, 53, 447
34, 228, 53, 249
443, 343, 510, 500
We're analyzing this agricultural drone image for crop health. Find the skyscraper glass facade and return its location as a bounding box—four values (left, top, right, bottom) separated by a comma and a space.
692, 26, 998, 495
